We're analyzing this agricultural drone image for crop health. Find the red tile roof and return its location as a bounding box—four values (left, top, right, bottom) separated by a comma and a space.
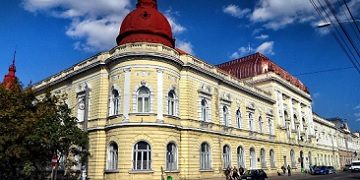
217, 52, 309, 93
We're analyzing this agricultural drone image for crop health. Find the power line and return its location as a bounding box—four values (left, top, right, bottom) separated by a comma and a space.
295, 66, 354, 76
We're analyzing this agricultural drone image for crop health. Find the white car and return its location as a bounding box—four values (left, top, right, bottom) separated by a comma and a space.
350, 160, 360, 172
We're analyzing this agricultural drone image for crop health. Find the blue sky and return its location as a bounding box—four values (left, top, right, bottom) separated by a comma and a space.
1, 0, 359, 130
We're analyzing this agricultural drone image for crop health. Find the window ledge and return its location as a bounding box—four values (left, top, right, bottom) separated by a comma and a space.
129, 170, 154, 174
199, 169, 214, 172
130, 113, 156, 116
164, 170, 180, 173
164, 114, 180, 119
108, 115, 121, 119
104, 169, 119, 173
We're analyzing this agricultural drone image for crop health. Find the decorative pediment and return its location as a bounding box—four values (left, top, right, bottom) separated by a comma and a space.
198, 84, 212, 96
246, 102, 256, 110
75, 82, 90, 93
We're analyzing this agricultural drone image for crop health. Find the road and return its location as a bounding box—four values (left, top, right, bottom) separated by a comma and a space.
270, 172, 360, 180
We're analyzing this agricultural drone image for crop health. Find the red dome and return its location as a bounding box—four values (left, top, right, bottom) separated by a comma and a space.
116, 0, 175, 48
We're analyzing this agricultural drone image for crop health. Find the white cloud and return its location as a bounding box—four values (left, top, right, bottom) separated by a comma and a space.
355, 104, 360, 121
22, 0, 189, 52
176, 40, 194, 55
165, 9, 186, 35
355, 104, 360, 109
22, 0, 131, 52
255, 34, 269, 40
230, 46, 251, 59
223, 4, 251, 18
312, 92, 320, 98
256, 41, 275, 55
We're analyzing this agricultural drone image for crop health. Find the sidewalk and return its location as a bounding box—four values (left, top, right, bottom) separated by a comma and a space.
269, 172, 311, 179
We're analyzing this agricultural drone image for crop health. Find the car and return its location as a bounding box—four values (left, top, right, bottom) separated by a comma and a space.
312, 166, 329, 175
326, 166, 336, 174
350, 160, 360, 172
240, 169, 268, 180
343, 164, 351, 171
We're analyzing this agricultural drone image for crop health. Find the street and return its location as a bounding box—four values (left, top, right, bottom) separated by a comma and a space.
270, 172, 360, 180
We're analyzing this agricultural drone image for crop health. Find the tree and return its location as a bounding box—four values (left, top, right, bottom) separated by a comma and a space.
0, 84, 89, 179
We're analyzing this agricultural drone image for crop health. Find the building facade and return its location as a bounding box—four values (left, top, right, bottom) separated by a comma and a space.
12, 0, 358, 179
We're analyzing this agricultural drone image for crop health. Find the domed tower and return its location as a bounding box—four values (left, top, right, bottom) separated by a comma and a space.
2, 54, 17, 90
116, 0, 175, 48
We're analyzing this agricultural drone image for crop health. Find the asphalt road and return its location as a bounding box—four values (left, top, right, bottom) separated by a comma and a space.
270, 171, 360, 180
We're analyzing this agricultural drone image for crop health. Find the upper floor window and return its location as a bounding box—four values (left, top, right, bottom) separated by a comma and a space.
223, 106, 229, 126
236, 109, 242, 128
133, 141, 151, 170
107, 142, 118, 170
109, 89, 120, 116
223, 145, 231, 168
258, 116, 263, 133
167, 90, 176, 116
137, 86, 151, 113
268, 118, 273, 135
200, 142, 211, 169
201, 99, 208, 122
249, 112, 254, 131
166, 143, 177, 171
77, 92, 86, 122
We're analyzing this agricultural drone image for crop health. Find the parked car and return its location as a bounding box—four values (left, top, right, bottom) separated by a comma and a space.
343, 164, 351, 171
327, 166, 336, 174
241, 169, 268, 180
350, 160, 360, 172
312, 166, 329, 175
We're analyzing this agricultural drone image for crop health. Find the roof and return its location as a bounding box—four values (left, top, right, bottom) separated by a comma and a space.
217, 52, 309, 93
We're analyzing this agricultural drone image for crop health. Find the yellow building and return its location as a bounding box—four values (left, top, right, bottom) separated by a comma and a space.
31, 0, 359, 179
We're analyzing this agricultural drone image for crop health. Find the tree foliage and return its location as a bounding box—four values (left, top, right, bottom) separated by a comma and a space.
0, 84, 88, 179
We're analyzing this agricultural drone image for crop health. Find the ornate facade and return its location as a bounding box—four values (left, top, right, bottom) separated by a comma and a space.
21, 0, 360, 179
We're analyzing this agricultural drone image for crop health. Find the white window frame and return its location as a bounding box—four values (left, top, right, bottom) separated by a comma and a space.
133, 141, 151, 171
237, 146, 244, 168
258, 116, 263, 133
260, 148, 266, 168
290, 149, 296, 167
166, 143, 177, 171
248, 112, 254, 132
107, 142, 118, 170
249, 147, 256, 169
109, 88, 120, 116
268, 118, 273, 135
167, 90, 176, 116
137, 86, 151, 113
270, 149, 276, 168
76, 92, 86, 122
223, 106, 229, 127
236, 108, 242, 128
200, 142, 211, 170
223, 145, 231, 168
201, 99, 209, 122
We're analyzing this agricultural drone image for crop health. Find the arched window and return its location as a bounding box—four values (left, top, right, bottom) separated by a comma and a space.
166, 143, 177, 170
270, 149, 275, 168
237, 146, 244, 168
223, 106, 229, 126
109, 89, 120, 116
200, 142, 211, 169
248, 112, 254, 131
167, 90, 176, 116
137, 86, 151, 113
201, 99, 208, 122
268, 118, 273, 135
133, 141, 151, 170
260, 148, 266, 168
290, 149, 295, 167
249, 147, 256, 169
223, 145, 231, 168
107, 142, 118, 170
236, 109, 241, 128
258, 116, 263, 133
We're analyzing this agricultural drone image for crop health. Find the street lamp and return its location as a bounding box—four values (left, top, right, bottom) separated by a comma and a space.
317, 19, 360, 28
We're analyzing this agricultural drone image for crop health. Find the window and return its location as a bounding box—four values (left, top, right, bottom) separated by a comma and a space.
167, 90, 176, 116
286, 122, 291, 139
290, 149, 296, 167
249, 147, 256, 169
223, 145, 231, 168
223, 106, 229, 126
248, 112, 254, 131
107, 142, 118, 170
133, 141, 151, 170
236, 109, 241, 128
201, 99, 208, 122
166, 143, 177, 171
258, 116, 263, 133
200, 142, 211, 169
260, 148, 266, 168
77, 92, 86, 122
109, 89, 120, 116
237, 146, 244, 168
268, 118, 273, 135
270, 149, 275, 168
137, 86, 150, 113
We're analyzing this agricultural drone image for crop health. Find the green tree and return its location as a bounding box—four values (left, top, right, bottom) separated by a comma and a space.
0, 84, 89, 179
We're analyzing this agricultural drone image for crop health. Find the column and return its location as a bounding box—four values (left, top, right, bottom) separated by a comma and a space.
156, 68, 164, 122
123, 68, 131, 122
297, 103, 303, 131
288, 98, 294, 129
